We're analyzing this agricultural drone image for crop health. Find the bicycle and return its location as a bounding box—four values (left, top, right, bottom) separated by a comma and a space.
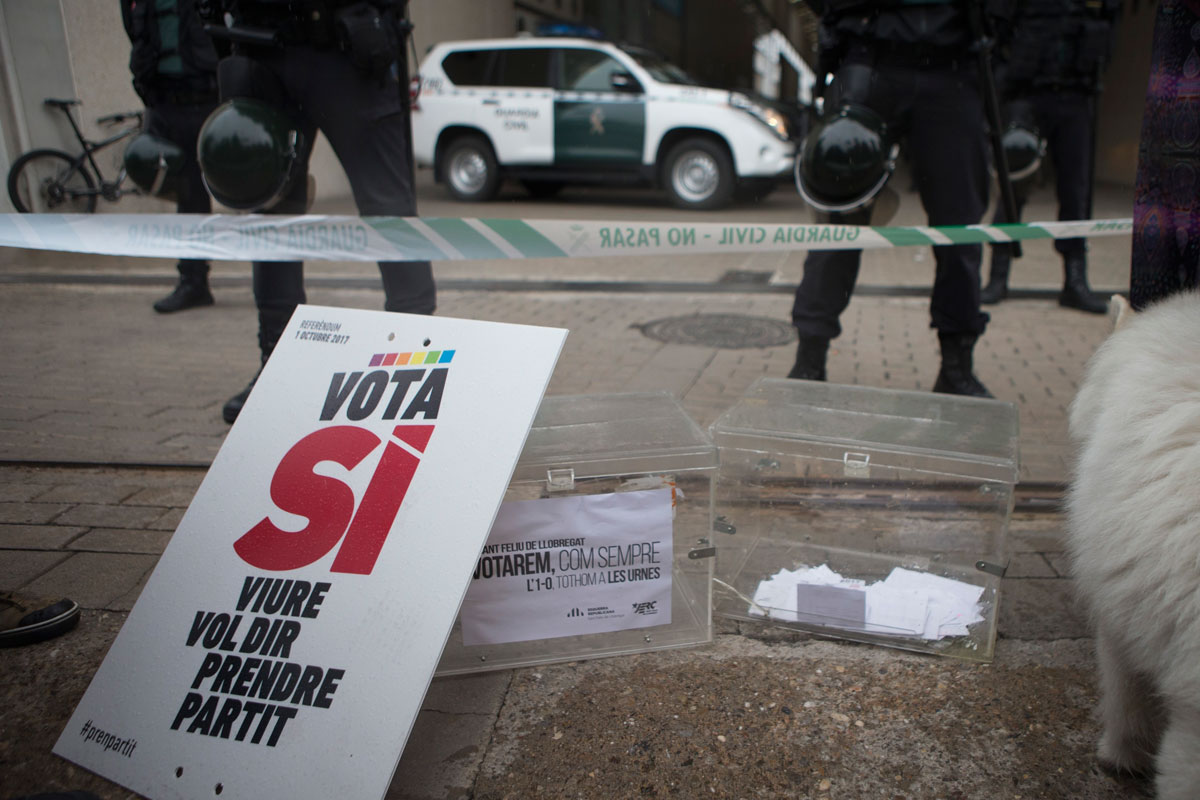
7, 98, 144, 213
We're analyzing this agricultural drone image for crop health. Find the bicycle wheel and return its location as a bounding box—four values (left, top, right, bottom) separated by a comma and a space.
7, 149, 97, 213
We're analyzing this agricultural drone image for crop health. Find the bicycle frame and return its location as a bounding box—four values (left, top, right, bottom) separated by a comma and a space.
51, 101, 143, 200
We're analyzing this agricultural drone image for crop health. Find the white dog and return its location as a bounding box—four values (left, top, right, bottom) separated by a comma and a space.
1067, 291, 1200, 799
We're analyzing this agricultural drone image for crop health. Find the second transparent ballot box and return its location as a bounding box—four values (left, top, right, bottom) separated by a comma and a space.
710, 378, 1019, 661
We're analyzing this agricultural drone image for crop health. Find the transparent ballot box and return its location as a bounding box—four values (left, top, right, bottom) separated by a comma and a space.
436, 392, 718, 675
710, 378, 1019, 662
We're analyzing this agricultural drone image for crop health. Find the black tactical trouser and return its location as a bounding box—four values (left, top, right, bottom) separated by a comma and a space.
144, 101, 215, 282
792, 48, 991, 340
991, 90, 1094, 258
219, 44, 436, 344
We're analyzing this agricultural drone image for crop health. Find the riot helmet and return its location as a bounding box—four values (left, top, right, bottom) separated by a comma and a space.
1001, 124, 1045, 182
123, 132, 186, 199
998, 99, 1045, 184
197, 98, 303, 211
795, 103, 898, 216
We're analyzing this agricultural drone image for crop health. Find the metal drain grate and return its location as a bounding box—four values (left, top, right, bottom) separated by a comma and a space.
635, 313, 796, 349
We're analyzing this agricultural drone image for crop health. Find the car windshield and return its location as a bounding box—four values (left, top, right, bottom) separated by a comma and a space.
621, 47, 701, 86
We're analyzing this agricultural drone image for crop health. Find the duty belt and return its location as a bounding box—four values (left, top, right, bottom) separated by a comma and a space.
853, 40, 968, 70
214, 0, 358, 49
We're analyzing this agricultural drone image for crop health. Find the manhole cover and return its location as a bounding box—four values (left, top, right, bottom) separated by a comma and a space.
636, 314, 796, 349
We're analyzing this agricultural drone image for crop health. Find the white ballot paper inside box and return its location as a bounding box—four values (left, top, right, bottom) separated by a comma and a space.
53, 305, 565, 800
751, 565, 984, 640
460, 488, 674, 646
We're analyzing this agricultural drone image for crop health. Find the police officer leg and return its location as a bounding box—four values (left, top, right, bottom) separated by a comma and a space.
789, 210, 866, 380
222, 113, 313, 425
930, 248, 992, 398
340, 115, 434, 313
222, 261, 306, 424
911, 68, 991, 396
150, 104, 216, 313
157, 221, 214, 314
789, 256, 857, 381
981, 245, 1012, 305
787, 55, 884, 380
1050, 93, 1107, 313
369, 100, 435, 314
292, 49, 436, 315
157, 262, 214, 313
982, 188, 1028, 305
984, 97, 1039, 305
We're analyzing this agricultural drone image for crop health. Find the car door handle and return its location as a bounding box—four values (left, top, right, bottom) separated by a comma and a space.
481, 99, 500, 105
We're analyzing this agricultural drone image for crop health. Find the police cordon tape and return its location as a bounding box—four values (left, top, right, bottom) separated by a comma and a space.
0, 213, 1132, 263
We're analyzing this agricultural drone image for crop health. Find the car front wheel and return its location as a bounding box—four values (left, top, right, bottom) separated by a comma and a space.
442, 134, 500, 202
662, 137, 734, 210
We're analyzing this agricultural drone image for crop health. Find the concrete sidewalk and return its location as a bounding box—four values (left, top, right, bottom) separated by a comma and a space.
0, 197, 1141, 799
0, 279, 1114, 481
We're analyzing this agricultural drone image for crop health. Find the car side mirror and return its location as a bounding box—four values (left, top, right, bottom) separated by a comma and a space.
610, 72, 641, 93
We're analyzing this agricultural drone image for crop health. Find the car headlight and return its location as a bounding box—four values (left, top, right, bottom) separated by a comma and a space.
729, 92, 790, 141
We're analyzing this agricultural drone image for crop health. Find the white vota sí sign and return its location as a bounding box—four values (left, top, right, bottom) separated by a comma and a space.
54, 305, 566, 800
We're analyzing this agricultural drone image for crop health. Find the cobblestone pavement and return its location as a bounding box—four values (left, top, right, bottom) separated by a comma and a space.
0, 188, 1141, 799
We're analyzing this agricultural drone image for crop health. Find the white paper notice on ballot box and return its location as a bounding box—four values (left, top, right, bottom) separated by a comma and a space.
53, 305, 565, 800
460, 488, 674, 646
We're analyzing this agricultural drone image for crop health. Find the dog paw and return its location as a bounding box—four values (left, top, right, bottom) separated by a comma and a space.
1109, 293, 1133, 330
1098, 737, 1155, 780
1098, 757, 1153, 780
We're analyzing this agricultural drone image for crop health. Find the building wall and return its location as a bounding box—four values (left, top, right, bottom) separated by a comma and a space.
1095, 3, 1156, 186
61, 1, 141, 142
685, 1, 758, 89
1, 0, 78, 206
61, 1, 164, 212
409, 0, 517, 63
1, 0, 178, 212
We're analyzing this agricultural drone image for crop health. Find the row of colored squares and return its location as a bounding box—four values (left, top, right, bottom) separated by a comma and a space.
369, 350, 456, 367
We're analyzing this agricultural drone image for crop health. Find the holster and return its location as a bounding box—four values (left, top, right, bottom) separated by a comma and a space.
334, 2, 402, 85
216, 54, 289, 104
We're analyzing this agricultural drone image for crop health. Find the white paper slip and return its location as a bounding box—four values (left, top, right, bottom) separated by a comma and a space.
751, 564, 985, 641
865, 588, 928, 635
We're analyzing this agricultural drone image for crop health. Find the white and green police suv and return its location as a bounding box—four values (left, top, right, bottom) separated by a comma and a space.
411, 37, 797, 210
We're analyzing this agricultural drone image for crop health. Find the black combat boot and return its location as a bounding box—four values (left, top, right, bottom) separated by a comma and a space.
980, 245, 1011, 305
1059, 253, 1108, 314
932, 332, 993, 398
787, 336, 829, 381
221, 365, 262, 425
222, 307, 292, 424
154, 260, 213, 313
